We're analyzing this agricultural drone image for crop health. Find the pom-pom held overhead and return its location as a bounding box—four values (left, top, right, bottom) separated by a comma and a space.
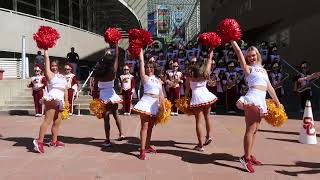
265, 99, 288, 127
216, 18, 242, 44
198, 32, 221, 48
128, 28, 154, 59
104, 27, 122, 44
33, 26, 60, 49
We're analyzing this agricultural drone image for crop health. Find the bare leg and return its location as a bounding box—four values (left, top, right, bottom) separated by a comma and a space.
194, 109, 204, 146
38, 109, 55, 142
104, 110, 111, 141
140, 115, 150, 150
51, 110, 63, 142
243, 106, 260, 158
146, 117, 155, 148
203, 106, 212, 138
111, 104, 124, 136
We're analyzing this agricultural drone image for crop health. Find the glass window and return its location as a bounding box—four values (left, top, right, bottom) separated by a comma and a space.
72, 0, 80, 28
0, 0, 13, 10
40, 0, 55, 11
17, 1, 37, 16
82, 0, 88, 30
59, 0, 69, 24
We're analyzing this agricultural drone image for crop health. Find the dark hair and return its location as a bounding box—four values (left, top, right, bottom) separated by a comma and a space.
190, 57, 208, 78
93, 54, 116, 78
145, 61, 161, 78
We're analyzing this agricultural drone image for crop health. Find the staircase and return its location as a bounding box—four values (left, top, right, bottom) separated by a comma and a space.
0, 87, 93, 116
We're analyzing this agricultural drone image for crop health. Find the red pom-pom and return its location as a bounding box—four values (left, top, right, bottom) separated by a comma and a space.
33, 26, 60, 49
216, 18, 242, 44
128, 39, 143, 59
104, 27, 122, 44
128, 28, 153, 46
198, 32, 221, 48
128, 29, 141, 42
140, 30, 153, 46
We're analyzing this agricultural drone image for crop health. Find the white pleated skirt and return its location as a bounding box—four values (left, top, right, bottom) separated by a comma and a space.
236, 88, 267, 116
133, 95, 159, 116
99, 88, 122, 104
190, 87, 218, 108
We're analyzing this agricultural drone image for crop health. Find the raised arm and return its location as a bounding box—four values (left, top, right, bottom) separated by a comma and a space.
231, 41, 250, 76
205, 48, 215, 75
44, 50, 54, 80
113, 43, 119, 73
139, 48, 148, 83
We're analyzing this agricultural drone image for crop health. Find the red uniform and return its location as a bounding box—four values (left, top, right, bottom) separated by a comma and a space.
167, 70, 183, 113
28, 75, 47, 115
225, 71, 240, 113
119, 74, 135, 114
65, 73, 78, 114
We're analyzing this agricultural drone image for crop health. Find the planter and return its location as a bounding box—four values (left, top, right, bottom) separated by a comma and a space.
0, 69, 4, 80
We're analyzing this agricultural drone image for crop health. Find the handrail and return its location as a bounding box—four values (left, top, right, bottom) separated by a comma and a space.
0, 7, 103, 38
281, 58, 320, 88
75, 70, 93, 116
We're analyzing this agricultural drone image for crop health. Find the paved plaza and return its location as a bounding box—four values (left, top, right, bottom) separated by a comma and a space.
0, 114, 319, 180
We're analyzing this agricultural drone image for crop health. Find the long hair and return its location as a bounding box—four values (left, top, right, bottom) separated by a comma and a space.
93, 54, 116, 78
190, 56, 208, 79
245, 46, 262, 65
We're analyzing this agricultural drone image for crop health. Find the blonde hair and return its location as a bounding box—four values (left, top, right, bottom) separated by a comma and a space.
245, 46, 262, 65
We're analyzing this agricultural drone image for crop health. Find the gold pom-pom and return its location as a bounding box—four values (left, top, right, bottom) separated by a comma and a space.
265, 99, 288, 127
89, 99, 106, 119
61, 103, 70, 120
175, 96, 193, 115
155, 98, 172, 125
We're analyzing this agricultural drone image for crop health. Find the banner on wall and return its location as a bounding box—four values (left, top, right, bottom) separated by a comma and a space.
156, 5, 170, 37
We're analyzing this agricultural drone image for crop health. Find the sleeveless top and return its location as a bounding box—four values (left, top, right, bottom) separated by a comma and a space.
143, 75, 162, 95
48, 74, 67, 90
190, 80, 207, 90
246, 65, 269, 87
98, 80, 114, 89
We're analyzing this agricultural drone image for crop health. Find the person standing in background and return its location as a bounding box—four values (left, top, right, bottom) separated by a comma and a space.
67, 47, 80, 77
35, 51, 45, 70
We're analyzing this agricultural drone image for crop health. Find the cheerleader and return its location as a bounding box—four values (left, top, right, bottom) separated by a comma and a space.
28, 64, 47, 117
167, 60, 183, 115
185, 48, 218, 151
93, 43, 125, 147
119, 65, 135, 115
33, 49, 68, 153
64, 63, 78, 115
132, 49, 165, 160
231, 41, 281, 173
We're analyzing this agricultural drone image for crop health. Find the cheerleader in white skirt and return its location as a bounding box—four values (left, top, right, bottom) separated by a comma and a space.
93, 42, 125, 147
33, 49, 68, 153
132, 49, 165, 160
185, 48, 218, 152
231, 41, 280, 173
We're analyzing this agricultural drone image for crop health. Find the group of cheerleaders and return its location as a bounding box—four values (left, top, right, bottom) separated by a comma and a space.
32, 36, 283, 173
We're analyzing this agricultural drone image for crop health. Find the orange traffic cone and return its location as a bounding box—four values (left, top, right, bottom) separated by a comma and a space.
299, 100, 317, 144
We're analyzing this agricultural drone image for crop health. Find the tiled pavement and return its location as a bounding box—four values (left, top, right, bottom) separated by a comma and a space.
0, 114, 319, 180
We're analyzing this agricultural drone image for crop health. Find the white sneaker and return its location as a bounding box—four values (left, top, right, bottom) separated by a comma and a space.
174, 112, 178, 116
170, 112, 175, 116
35, 114, 42, 117
69, 113, 73, 116
210, 112, 216, 115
